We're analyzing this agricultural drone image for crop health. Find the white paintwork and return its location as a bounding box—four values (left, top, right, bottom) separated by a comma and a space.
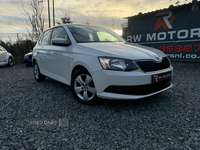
0, 46, 13, 66
76, 42, 166, 61
33, 24, 173, 100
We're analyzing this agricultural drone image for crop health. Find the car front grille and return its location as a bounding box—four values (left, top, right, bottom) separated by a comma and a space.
136, 57, 170, 72
104, 79, 171, 96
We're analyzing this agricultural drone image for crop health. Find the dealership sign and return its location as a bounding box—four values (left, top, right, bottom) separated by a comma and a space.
127, 3, 200, 61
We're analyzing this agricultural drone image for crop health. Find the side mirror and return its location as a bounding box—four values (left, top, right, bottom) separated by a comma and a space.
52, 38, 71, 46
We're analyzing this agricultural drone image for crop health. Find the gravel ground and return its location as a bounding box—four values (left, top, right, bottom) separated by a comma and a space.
0, 62, 200, 150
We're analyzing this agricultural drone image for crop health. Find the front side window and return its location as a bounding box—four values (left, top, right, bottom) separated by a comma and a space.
41, 30, 52, 45
51, 27, 69, 45
68, 25, 125, 43
89, 33, 94, 42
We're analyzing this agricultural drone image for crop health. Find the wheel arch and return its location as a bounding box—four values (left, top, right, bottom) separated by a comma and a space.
32, 58, 36, 65
70, 65, 94, 86
71, 65, 89, 79
6, 53, 14, 66
70, 65, 97, 104
6, 53, 14, 63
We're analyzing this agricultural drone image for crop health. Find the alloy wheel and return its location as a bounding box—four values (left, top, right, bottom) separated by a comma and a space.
9, 58, 13, 66
74, 74, 96, 101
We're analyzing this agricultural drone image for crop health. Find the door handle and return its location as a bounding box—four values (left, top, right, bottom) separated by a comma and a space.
47, 51, 50, 55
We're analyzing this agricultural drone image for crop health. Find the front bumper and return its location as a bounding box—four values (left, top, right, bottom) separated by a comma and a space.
24, 59, 32, 65
92, 67, 173, 100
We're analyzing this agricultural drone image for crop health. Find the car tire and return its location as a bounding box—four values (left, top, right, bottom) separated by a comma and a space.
33, 62, 46, 82
7, 57, 14, 67
26, 63, 32, 67
71, 68, 97, 104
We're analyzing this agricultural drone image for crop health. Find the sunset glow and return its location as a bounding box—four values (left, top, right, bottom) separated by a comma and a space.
114, 30, 122, 36
0, 0, 191, 41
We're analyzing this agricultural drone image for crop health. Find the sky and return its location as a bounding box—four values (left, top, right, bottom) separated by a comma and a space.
0, 0, 191, 41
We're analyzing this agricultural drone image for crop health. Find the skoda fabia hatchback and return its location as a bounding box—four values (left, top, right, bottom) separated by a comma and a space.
33, 24, 173, 104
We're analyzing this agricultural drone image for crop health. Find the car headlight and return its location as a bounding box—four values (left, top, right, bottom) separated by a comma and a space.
24, 55, 29, 59
98, 57, 139, 71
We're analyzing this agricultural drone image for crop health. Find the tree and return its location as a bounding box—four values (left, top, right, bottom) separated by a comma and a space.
61, 13, 73, 24
57, 13, 73, 24
0, 39, 36, 64
110, 17, 116, 30
21, 0, 45, 41
121, 20, 128, 29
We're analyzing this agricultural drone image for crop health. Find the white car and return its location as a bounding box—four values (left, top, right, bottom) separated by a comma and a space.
0, 46, 14, 67
33, 24, 173, 104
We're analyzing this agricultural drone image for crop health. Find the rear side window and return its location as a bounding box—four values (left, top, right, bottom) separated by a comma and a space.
40, 30, 52, 45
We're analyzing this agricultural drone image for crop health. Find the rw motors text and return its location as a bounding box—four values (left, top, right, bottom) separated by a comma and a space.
127, 28, 200, 42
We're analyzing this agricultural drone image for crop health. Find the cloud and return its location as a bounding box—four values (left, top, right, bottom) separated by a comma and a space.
53, 0, 186, 29
0, 0, 190, 34
0, 16, 26, 33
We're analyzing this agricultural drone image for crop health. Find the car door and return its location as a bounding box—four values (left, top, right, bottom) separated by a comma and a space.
37, 29, 52, 74
47, 27, 72, 84
0, 47, 6, 64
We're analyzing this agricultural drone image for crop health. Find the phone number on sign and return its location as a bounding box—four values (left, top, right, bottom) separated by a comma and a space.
151, 44, 200, 52
150, 44, 200, 59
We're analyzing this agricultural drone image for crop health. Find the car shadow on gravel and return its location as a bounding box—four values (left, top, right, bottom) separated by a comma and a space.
98, 96, 157, 105
0, 65, 8, 68
37, 76, 173, 114
95, 94, 164, 108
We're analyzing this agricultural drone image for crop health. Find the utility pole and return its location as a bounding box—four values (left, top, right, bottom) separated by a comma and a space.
48, 0, 51, 28
53, 0, 55, 26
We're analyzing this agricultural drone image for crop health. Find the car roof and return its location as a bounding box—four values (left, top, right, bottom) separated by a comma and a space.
51, 23, 105, 29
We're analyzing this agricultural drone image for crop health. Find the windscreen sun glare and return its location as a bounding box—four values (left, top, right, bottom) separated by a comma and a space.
114, 30, 122, 36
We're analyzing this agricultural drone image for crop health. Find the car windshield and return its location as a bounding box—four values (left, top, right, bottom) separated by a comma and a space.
67, 24, 125, 43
